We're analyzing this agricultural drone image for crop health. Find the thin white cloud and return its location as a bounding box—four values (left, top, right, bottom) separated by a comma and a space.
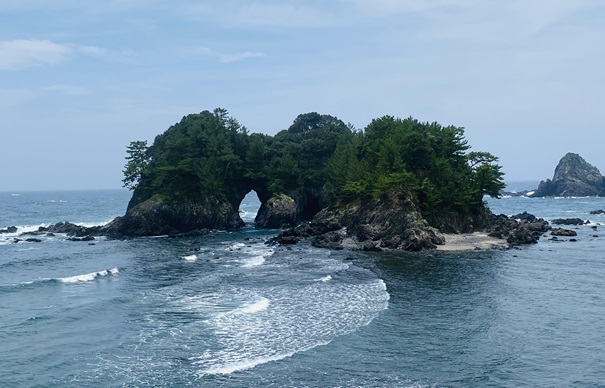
41, 84, 90, 95
0, 39, 71, 70
79, 45, 107, 57
219, 51, 265, 63
182, 46, 265, 64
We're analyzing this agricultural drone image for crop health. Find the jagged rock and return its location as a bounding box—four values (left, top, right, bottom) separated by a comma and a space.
0, 226, 17, 234
311, 230, 345, 250
551, 218, 587, 225
551, 228, 578, 237
506, 228, 538, 245
272, 235, 299, 245
590, 210, 605, 215
512, 212, 538, 223
488, 212, 551, 245
255, 194, 297, 228
277, 190, 445, 251
362, 241, 382, 251
42, 222, 92, 237
25, 238, 42, 243
531, 153, 605, 197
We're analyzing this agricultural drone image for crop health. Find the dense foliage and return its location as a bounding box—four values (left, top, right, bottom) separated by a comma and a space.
123, 108, 504, 224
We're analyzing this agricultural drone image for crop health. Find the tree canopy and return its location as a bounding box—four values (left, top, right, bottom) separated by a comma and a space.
123, 109, 505, 225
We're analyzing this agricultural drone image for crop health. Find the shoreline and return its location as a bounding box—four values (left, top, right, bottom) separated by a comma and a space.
436, 232, 509, 251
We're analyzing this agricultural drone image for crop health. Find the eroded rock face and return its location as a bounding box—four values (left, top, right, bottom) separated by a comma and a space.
273, 191, 446, 251
531, 153, 605, 197
103, 195, 243, 237
255, 194, 297, 228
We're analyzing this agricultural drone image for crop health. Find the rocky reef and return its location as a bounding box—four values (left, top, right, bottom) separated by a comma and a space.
271, 193, 552, 251
531, 153, 605, 197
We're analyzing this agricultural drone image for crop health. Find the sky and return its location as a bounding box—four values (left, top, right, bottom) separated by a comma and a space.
2, 0, 604, 191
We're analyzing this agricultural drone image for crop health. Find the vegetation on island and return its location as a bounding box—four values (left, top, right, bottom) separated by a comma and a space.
122, 108, 505, 229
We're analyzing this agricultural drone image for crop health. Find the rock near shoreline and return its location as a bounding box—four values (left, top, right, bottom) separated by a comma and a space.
271, 192, 551, 251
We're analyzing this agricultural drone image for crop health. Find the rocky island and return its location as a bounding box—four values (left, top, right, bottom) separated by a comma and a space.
530, 153, 605, 197
7, 109, 551, 250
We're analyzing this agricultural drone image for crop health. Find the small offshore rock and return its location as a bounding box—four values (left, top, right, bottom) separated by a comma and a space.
551, 218, 587, 225
551, 228, 578, 237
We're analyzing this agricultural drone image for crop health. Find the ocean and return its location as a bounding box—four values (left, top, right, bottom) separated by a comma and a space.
1, 185, 605, 387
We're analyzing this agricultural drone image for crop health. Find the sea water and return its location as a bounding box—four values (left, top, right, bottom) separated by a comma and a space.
1, 187, 604, 387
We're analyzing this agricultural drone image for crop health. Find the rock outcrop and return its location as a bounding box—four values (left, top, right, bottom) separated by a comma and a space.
102, 195, 242, 238
273, 191, 446, 251
531, 153, 605, 197
273, 205, 552, 251
487, 212, 551, 245
255, 194, 297, 228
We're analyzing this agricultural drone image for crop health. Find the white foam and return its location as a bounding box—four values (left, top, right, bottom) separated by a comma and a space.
11, 193, 21, 196
74, 219, 115, 228
227, 242, 246, 250
316, 275, 332, 282
58, 267, 119, 284
242, 255, 265, 268
7, 224, 48, 236
238, 297, 270, 314
183, 254, 198, 262
526, 191, 535, 196
197, 351, 297, 375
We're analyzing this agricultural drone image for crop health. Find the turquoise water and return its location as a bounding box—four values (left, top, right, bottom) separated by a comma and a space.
1, 188, 605, 387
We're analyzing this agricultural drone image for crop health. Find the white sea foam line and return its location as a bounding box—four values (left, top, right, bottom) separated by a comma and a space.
191, 278, 389, 376
74, 219, 115, 228
315, 275, 332, 282
59, 267, 119, 284
3, 224, 48, 236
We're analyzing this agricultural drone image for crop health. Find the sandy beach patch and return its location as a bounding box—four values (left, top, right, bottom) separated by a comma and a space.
436, 232, 509, 251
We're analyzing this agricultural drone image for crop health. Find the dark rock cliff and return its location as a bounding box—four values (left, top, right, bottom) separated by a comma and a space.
273, 191, 446, 251
103, 195, 243, 238
531, 153, 605, 197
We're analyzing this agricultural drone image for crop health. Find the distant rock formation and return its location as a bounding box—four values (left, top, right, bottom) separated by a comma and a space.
531, 153, 605, 197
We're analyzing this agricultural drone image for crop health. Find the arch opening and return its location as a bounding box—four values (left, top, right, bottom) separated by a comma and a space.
238, 190, 261, 225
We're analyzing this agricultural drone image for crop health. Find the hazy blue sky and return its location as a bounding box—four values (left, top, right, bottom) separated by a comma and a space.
2, 0, 604, 191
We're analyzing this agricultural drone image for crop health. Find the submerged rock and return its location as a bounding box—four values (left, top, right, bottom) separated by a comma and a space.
0, 226, 17, 234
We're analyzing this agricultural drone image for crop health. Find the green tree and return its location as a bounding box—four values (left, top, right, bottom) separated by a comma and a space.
467, 151, 506, 202
122, 140, 150, 190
